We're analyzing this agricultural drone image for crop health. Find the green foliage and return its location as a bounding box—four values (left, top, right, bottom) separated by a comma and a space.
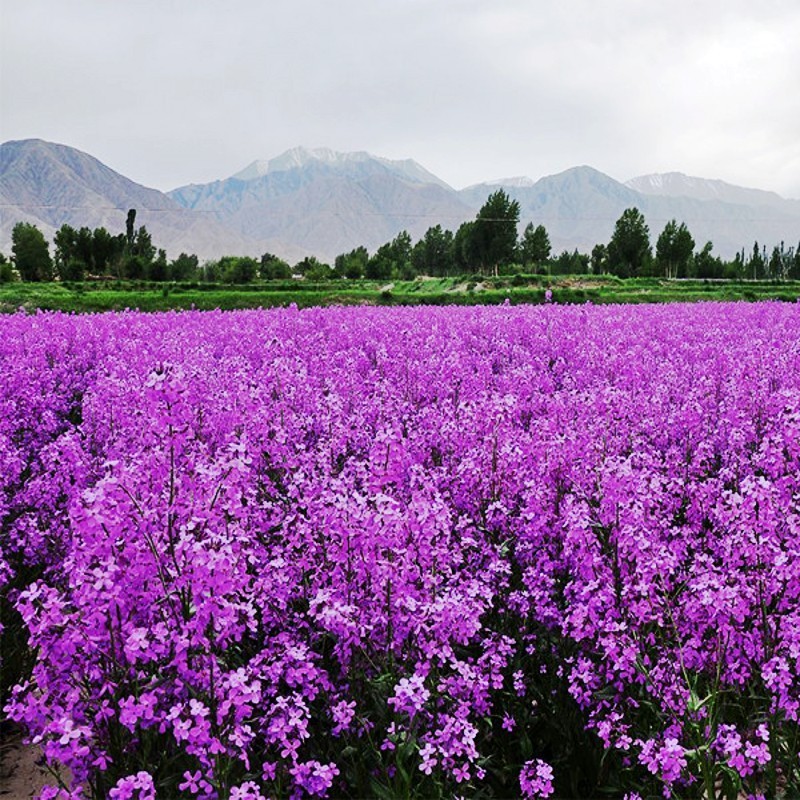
113, 217, 159, 279
335, 246, 369, 280
551, 249, 589, 275
367, 231, 412, 280
130, 225, 156, 264
11, 221, 53, 282
794, 240, 800, 280
692, 241, 724, 279
0, 252, 14, 283
8, 193, 799, 297
3, 276, 800, 315
147, 249, 169, 282
54, 224, 123, 279
747, 241, 766, 280
471, 189, 521, 274
520, 222, 551, 269
295, 256, 333, 281
54, 224, 79, 278
590, 244, 607, 274
453, 221, 477, 273
92, 227, 126, 275
214, 256, 259, 284
260, 252, 292, 280
122, 254, 149, 281
170, 253, 200, 282
411, 225, 455, 276
763, 241, 797, 281
366, 249, 392, 281
607, 207, 652, 278
656, 219, 695, 278
201, 260, 221, 283
62, 257, 86, 282
125, 209, 136, 249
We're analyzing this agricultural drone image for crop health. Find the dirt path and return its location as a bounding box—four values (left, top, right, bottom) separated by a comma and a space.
0, 737, 54, 800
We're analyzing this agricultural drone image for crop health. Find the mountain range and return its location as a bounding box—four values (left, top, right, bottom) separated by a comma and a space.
2, 138, 798, 263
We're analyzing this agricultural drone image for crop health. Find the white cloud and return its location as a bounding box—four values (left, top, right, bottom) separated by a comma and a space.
2, 0, 798, 196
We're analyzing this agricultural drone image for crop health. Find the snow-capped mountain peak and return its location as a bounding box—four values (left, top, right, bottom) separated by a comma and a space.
229, 147, 452, 189
625, 172, 789, 208
485, 176, 536, 188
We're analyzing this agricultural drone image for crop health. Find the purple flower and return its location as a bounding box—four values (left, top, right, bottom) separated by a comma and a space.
2, 303, 800, 798
520, 759, 554, 798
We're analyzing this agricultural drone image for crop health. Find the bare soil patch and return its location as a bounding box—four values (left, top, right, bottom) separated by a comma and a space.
0, 736, 54, 800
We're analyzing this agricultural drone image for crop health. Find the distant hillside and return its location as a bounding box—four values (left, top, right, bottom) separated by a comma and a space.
461, 166, 643, 254
2, 139, 798, 263
626, 172, 800, 255
464, 167, 800, 258
625, 172, 800, 211
0, 140, 282, 261
230, 146, 454, 190
169, 149, 473, 262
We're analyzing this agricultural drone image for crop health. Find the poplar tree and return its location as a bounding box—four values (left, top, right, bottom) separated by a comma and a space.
607, 208, 651, 278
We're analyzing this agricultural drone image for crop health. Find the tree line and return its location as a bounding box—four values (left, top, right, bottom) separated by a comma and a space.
3, 192, 799, 284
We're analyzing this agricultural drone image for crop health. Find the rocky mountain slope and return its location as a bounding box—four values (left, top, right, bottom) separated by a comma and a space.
464, 167, 800, 258
626, 172, 800, 211
168, 149, 473, 260
0, 140, 281, 261
2, 139, 798, 263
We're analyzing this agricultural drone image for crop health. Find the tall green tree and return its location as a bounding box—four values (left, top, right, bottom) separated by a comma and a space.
520, 223, 551, 270
411, 225, 455, 276
53, 224, 95, 280
470, 190, 521, 275
12, 222, 52, 282
295, 256, 332, 281
590, 244, 607, 274
74, 227, 94, 270
367, 231, 413, 280
606, 208, 651, 277
693, 241, 722, 279
260, 252, 292, 280
792, 241, 800, 281
55, 224, 126, 279
53, 224, 78, 273
148, 249, 169, 282
655, 220, 695, 278
132, 226, 156, 262
552, 249, 589, 275
125, 209, 137, 250
170, 252, 200, 281
366, 244, 395, 281
390, 230, 413, 278
0, 252, 13, 283
335, 246, 369, 280
221, 255, 259, 284
453, 221, 477, 273
122, 225, 156, 279
92, 227, 125, 275
748, 241, 765, 280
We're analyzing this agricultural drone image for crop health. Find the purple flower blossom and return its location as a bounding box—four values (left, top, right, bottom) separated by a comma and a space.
289, 760, 340, 797
520, 759, 554, 798
501, 713, 516, 732
108, 772, 155, 800
1, 304, 800, 798
388, 674, 430, 718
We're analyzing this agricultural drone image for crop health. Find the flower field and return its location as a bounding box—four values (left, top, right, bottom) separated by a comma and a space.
1, 302, 799, 799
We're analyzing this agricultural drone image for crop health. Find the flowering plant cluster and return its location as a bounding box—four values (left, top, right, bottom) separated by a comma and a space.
2, 303, 799, 799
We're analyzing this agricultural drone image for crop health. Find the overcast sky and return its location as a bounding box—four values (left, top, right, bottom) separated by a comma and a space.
2, 0, 799, 197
